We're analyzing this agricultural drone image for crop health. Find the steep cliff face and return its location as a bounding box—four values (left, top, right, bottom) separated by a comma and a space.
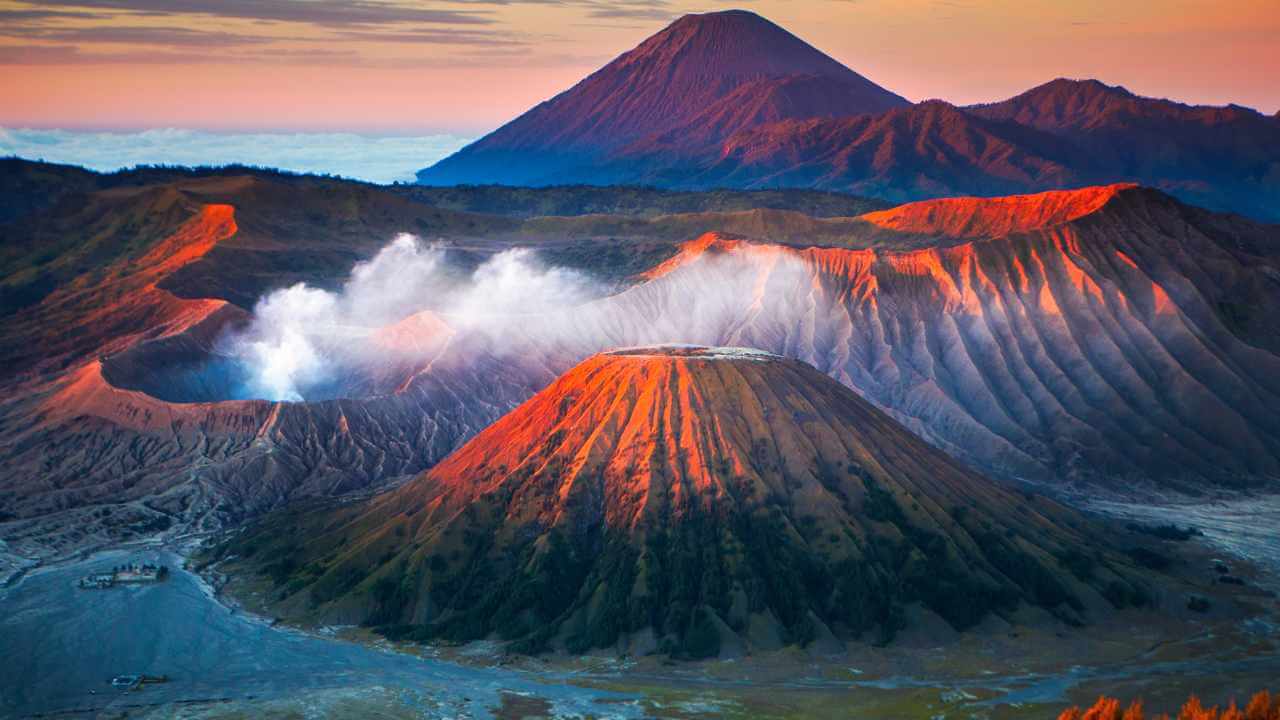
1, 194, 238, 378
228, 347, 1151, 655
563, 186, 1280, 487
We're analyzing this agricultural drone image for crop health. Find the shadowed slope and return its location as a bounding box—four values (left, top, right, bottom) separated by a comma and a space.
679, 101, 1086, 200
228, 347, 1151, 655
967, 79, 1280, 219
969, 78, 1272, 133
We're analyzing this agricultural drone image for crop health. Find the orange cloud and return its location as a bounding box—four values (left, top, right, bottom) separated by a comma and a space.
2, 0, 1276, 132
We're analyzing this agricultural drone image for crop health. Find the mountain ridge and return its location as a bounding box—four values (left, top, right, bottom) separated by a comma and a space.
416, 15, 1280, 221
967, 78, 1273, 131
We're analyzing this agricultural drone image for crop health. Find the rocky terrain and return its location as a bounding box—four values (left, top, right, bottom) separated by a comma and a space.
417, 11, 1280, 222
560, 185, 1280, 489
2, 162, 1278, 562
217, 346, 1157, 656
0, 162, 886, 558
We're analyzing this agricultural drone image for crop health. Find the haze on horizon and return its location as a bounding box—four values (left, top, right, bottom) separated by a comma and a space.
2, 0, 1278, 136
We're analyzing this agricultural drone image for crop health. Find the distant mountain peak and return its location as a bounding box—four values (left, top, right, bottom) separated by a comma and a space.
625, 8, 858, 81
1034, 77, 1136, 97
417, 10, 906, 186
969, 77, 1267, 131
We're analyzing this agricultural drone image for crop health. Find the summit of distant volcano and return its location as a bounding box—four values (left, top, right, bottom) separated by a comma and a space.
417, 10, 907, 186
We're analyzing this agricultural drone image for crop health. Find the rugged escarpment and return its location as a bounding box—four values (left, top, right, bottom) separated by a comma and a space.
4, 167, 1278, 557
225, 347, 1152, 656
0, 164, 884, 551
565, 186, 1280, 488
857, 183, 1134, 238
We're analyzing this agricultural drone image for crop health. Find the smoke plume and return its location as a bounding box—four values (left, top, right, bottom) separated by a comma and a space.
226, 233, 600, 401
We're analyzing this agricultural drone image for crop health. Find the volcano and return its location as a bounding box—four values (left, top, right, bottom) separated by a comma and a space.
415, 13, 1280, 221
417, 10, 908, 186
6, 163, 1280, 560
229, 346, 1151, 656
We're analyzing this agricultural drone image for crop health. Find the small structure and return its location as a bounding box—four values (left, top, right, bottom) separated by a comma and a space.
116, 563, 166, 583
78, 561, 169, 590
110, 674, 168, 691
111, 675, 140, 689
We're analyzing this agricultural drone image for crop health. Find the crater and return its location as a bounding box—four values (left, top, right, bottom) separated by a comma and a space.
605, 344, 780, 361
99, 306, 256, 403
99, 307, 454, 404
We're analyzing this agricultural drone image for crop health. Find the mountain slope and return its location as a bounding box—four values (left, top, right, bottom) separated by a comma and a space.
226, 346, 1152, 655
648, 87, 1280, 220
417, 13, 1280, 222
556, 186, 1280, 488
5, 164, 1278, 559
671, 100, 1086, 201
417, 10, 907, 186
0, 161, 884, 555
968, 79, 1280, 219
969, 78, 1270, 133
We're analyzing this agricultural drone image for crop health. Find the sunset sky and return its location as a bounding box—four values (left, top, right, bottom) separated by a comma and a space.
2, 0, 1278, 135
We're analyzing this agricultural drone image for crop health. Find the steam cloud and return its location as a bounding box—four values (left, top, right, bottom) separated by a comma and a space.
227, 232, 813, 402
227, 234, 600, 401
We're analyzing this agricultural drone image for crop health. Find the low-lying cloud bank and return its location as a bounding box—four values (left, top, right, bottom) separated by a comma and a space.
0, 127, 473, 184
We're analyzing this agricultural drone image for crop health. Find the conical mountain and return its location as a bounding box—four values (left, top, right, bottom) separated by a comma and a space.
229, 346, 1152, 656
417, 10, 907, 186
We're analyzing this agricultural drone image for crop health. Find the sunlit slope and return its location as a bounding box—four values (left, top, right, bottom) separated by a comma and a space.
4, 167, 1278, 555
569, 185, 1280, 487
228, 347, 1152, 655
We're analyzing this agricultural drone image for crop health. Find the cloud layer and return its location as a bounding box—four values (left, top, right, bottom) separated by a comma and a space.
0, 127, 473, 183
